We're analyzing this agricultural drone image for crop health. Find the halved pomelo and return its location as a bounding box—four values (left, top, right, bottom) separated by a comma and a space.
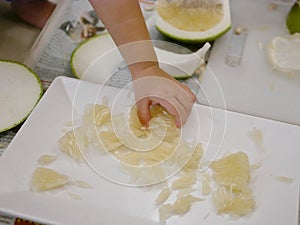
70, 34, 210, 83
70, 34, 122, 84
0, 60, 43, 132
155, 0, 231, 43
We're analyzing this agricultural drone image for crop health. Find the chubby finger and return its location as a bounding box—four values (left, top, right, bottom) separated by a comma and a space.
154, 97, 188, 128
180, 82, 197, 103
136, 98, 151, 127
168, 83, 196, 127
171, 97, 189, 127
176, 89, 195, 114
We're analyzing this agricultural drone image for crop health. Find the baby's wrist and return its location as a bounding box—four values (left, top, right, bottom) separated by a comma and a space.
129, 61, 160, 80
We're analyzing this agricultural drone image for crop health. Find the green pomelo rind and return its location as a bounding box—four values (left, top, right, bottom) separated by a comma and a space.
174, 75, 192, 80
286, 2, 300, 34
0, 60, 43, 133
70, 34, 111, 79
156, 25, 231, 44
155, 0, 231, 43
71, 34, 193, 80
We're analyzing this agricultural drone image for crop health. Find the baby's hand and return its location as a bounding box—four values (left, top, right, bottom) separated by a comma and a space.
133, 65, 196, 128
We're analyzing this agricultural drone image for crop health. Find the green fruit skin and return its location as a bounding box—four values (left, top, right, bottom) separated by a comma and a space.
0, 60, 43, 133
156, 25, 231, 44
174, 75, 192, 80
70, 34, 108, 79
286, 2, 300, 34
71, 33, 193, 80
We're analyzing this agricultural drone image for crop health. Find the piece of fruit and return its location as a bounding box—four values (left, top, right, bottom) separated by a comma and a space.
155, 187, 171, 205
155, 0, 231, 43
201, 172, 211, 195
158, 203, 173, 223
172, 194, 203, 215
267, 33, 300, 73
210, 152, 250, 192
70, 34, 210, 82
212, 186, 255, 216
37, 154, 57, 165
31, 167, 69, 191
286, 1, 300, 34
58, 127, 89, 161
153, 42, 211, 78
98, 130, 123, 151
83, 104, 111, 127
171, 172, 197, 190
248, 127, 264, 151
70, 180, 92, 188
211, 152, 256, 216
71, 34, 122, 84
158, 195, 203, 223
0, 60, 43, 132
182, 143, 203, 171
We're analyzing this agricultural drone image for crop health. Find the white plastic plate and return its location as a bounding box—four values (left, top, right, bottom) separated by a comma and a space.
0, 76, 299, 225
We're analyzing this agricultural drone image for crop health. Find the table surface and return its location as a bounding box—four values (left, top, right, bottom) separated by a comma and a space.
0, 0, 299, 225
197, 0, 300, 126
0, 1, 40, 62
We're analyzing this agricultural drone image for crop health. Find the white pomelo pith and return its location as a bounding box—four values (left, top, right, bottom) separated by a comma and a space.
0, 61, 43, 132
71, 34, 122, 84
155, 0, 231, 43
71, 34, 210, 83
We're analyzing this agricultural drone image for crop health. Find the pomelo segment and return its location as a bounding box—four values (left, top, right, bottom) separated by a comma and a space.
155, 0, 231, 43
210, 152, 255, 216
210, 152, 250, 192
0, 60, 43, 133
212, 186, 255, 216
31, 167, 69, 191
267, 33, 300, 73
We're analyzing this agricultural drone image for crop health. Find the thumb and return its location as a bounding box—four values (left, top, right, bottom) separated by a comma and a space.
136, 99, 151, 127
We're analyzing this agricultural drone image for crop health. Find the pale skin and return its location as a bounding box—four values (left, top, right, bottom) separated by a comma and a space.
11, 0, 56, 29
12, 0, 196, 127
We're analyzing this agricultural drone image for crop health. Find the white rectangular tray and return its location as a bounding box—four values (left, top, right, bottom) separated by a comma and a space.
0, 76, 299, 225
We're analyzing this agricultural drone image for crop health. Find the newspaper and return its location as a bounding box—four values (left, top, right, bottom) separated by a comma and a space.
24, 0, 108, 88
0, 126, 21, 157
0, 214, 14, 225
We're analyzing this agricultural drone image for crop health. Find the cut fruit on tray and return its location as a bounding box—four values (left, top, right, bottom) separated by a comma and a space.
31, 167, 69, 192
155, 0, 231, 43
71, 34, 210, 83
267, 33, 300, 73
0, 60, 43, 133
